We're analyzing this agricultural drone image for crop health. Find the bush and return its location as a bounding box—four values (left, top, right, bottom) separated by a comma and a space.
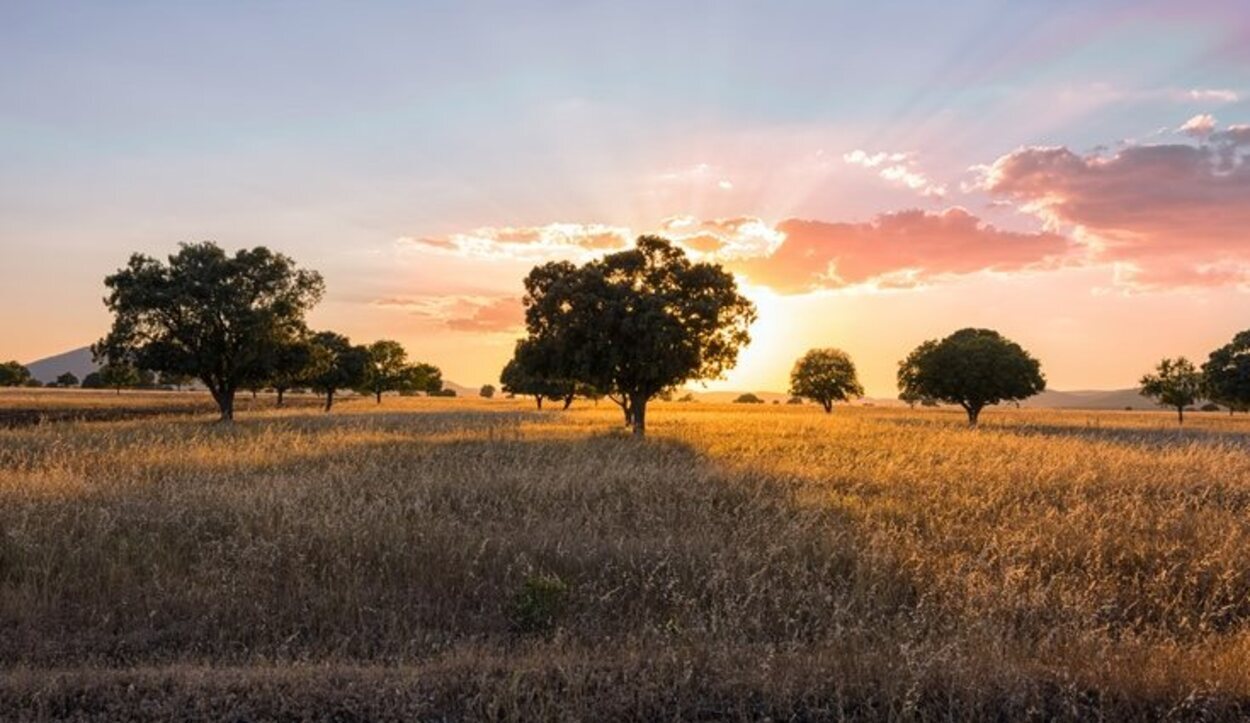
733, 393, 764, 404
1201, 403, 1221, 412
511, 573, 569, 634
786, 396, 804, 405
429, 388, 457, 398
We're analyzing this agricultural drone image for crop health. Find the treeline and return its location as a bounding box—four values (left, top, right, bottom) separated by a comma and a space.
83, 242, 445, 420
9, 236, 1247, 429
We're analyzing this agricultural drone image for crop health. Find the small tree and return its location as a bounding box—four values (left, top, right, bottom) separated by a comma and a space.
54, 372, 80, 388
1140, 357, 1203, 424
499, 342, 575, 410
268, 338, 314, 406
96, 242, 324, 421
397, 362, 443, 396
733, 393, 765, 404
305, 331, 369, 412
789, 348, 864, 413
480, 384, 496, 399
357, 340, 411, 404
0, 361, 33, 387
157, 371, 193, 391
98, 361, 140, 395
898, 328, 1045, 426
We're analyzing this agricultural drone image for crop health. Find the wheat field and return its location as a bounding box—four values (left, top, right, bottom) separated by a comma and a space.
1, 390, 1249, 720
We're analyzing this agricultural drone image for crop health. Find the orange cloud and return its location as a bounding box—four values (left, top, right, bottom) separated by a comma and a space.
373, 295, 524, 333
729, 209, 1070, 293
981, 126, 1250, 288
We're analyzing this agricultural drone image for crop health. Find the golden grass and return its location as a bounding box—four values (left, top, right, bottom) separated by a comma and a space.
2, 396, 1249, 720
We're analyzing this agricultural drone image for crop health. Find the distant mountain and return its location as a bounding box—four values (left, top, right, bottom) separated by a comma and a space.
24, 346, 97, 384
1019, 388, 1146, 410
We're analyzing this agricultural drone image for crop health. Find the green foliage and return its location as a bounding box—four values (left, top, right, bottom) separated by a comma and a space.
96, 242, 324, 420
357, 340, 411, 403
786, 396, 804, 405
157, 371, 193, 390
53, 372, 80, 388
479, 384, 496, 399
0, 361, 33, 387
510, 573, 570, 634
304, 331, 369, 411
1140, 357, 1203, 424
98, 362, 140, 393
398, 362, 443, 396
1201, 331, 1250, 414
499, 339, 576, 409
429, 388, 457, 398
789, 348, 864, 413
734, 393, 765, 404
518, 236, 756, 435
898, 328, 1045, 425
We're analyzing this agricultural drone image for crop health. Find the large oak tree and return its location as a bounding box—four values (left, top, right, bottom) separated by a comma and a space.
898, 328, 1045, 426
97, 242, 324, 421
519, 236, 756, 436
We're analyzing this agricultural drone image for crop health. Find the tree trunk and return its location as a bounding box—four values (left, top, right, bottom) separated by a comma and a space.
631, 395, 647, 437
562, 394, 574, 410
535, 395, 543, 410
251, 389, 258, 400
276, 388, 285, 407
1177, 405, 1184, 425
376, 389, 382, 404
822, 399, 832, 413
325, 389, 334, 412
212, 387, 235, 422
966, 403, 982, 426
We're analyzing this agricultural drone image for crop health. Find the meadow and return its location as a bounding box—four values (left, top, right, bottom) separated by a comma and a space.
2, 389, 1249, 720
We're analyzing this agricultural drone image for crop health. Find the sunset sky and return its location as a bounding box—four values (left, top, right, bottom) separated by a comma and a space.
3, 1, 1250, 396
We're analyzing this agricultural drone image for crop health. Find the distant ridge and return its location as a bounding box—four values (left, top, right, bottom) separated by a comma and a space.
24, 346, 97, 384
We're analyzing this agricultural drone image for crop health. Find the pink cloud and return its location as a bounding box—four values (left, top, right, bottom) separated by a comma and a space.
730, 208, 1071, 293
981, 127, 1250, 288
373, 295, 524, 333
400, 223, 632, 259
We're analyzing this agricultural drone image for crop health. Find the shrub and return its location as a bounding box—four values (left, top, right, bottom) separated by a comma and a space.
733, 393, 764, 404
511, 573, 569, 634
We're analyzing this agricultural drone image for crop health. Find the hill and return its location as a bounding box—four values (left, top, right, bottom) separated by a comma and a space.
23, 346, 97, 384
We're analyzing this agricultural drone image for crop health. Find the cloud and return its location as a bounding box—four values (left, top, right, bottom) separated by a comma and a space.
729, 208, 1071, 293
980, 123, 1250, 288
400, 222, 632, 259
658, 215, 786, 259
373, 295, 524, 333
1178, 113, 1217, 137
1186, 88, 1240, 103
843, 149, 947, 198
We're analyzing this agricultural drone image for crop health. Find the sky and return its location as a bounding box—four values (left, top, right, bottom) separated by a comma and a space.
2, 0, 1249, 396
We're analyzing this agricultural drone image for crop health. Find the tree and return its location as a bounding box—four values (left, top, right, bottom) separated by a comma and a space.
518, 236, 756, 436
357, 340, 411, 404
0, 361, 33, 387
789, 348, 864, 413
267, 337, 314, 406
158, 371, 193, 391
98, 361, 140, 395
499, 340, 576, 410
81, 371, 104, 389
1140, 357, 1203, 424
304, 331, 368, 412
480, 384, 496, 399
397, 362, 443, 396
54, 372, 80, 388
898, 328, 1045, 426
430, 388, 457, 398
1202, 331, 1250, 416
95, 242, 324, 421
733, 393, 765, 404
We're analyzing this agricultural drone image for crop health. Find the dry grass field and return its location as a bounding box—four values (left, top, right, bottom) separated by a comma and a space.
2, 389, 1249, 720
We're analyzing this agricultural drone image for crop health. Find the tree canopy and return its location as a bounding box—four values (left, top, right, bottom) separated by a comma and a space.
517, 236, 756, 435
358, 340, 412, 404
789, 348, 864, 413
1201, 331, 1250, 415
96, 242, 324, 420
499, 339, 577, 410
54, 372, 80, 388
305, 331, 368, 412
1140, 357, 1203, 424
0, 361, 33, 387
898, 328, 1045, 425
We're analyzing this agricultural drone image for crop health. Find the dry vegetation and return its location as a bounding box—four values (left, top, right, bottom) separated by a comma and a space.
2, 390, 1249, 720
